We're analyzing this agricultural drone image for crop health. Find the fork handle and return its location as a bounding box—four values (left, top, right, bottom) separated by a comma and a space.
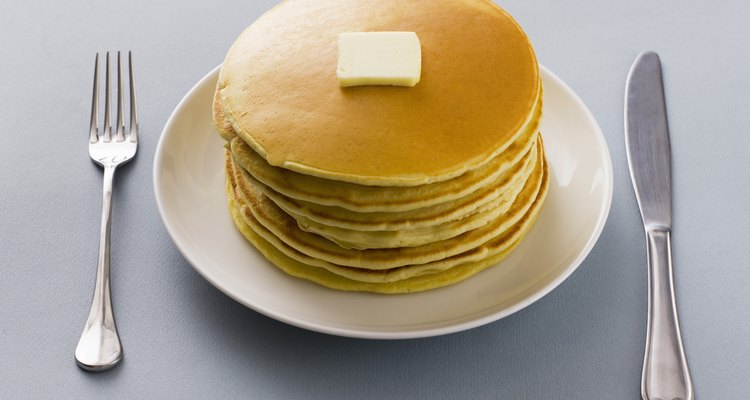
641, 229, 693, 400
75, 165, 123, 371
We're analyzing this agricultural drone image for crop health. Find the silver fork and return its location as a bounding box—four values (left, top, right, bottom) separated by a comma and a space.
75, 51, 138, 371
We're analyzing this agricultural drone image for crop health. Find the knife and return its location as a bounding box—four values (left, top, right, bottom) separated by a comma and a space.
625, 51, 694, 400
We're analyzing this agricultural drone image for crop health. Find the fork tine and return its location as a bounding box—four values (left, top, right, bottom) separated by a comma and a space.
89, 53, 99, 144
115, 52, 125, 142
128, 51, 138, 143
103, 52, 112, 142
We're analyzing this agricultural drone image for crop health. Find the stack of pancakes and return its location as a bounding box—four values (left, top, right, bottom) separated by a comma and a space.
213, 0, 548, 293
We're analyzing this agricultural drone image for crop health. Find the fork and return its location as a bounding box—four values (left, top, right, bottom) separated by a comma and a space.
75, 51, 138, 371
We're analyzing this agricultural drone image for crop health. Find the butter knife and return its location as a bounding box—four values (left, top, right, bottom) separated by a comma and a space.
625, 51, 694, 400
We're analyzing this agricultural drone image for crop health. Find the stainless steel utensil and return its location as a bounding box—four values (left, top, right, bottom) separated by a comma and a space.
75, 51, 138, 371
625, 51, 693, 400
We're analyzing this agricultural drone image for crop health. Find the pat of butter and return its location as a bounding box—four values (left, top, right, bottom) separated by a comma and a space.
337, 32, 421, 87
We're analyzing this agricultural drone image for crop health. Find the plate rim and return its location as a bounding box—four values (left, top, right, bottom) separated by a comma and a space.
153, 64, 614, 339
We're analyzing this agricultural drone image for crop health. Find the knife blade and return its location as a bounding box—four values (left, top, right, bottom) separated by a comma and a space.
625, 52, 672, 230
625, 51, 694, 400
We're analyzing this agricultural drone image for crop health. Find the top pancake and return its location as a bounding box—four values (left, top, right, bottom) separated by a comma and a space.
219, 0, 540, 186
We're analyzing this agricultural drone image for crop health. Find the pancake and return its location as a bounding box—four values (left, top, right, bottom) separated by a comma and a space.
218, 0, 540, 185
225, 149, 549, 292
215, 0, 548, 293
230, 142, 546, 269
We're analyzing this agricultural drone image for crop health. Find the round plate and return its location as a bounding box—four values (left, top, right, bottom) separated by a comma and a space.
154, 65, 613, 339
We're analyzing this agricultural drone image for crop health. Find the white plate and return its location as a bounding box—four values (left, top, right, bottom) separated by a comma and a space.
154, 65, 613, 339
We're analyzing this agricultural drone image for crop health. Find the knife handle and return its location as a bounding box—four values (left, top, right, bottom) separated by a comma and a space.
641, 228, 694, 400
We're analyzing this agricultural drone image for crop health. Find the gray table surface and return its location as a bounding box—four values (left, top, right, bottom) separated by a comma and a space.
2, 0, 749, 398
